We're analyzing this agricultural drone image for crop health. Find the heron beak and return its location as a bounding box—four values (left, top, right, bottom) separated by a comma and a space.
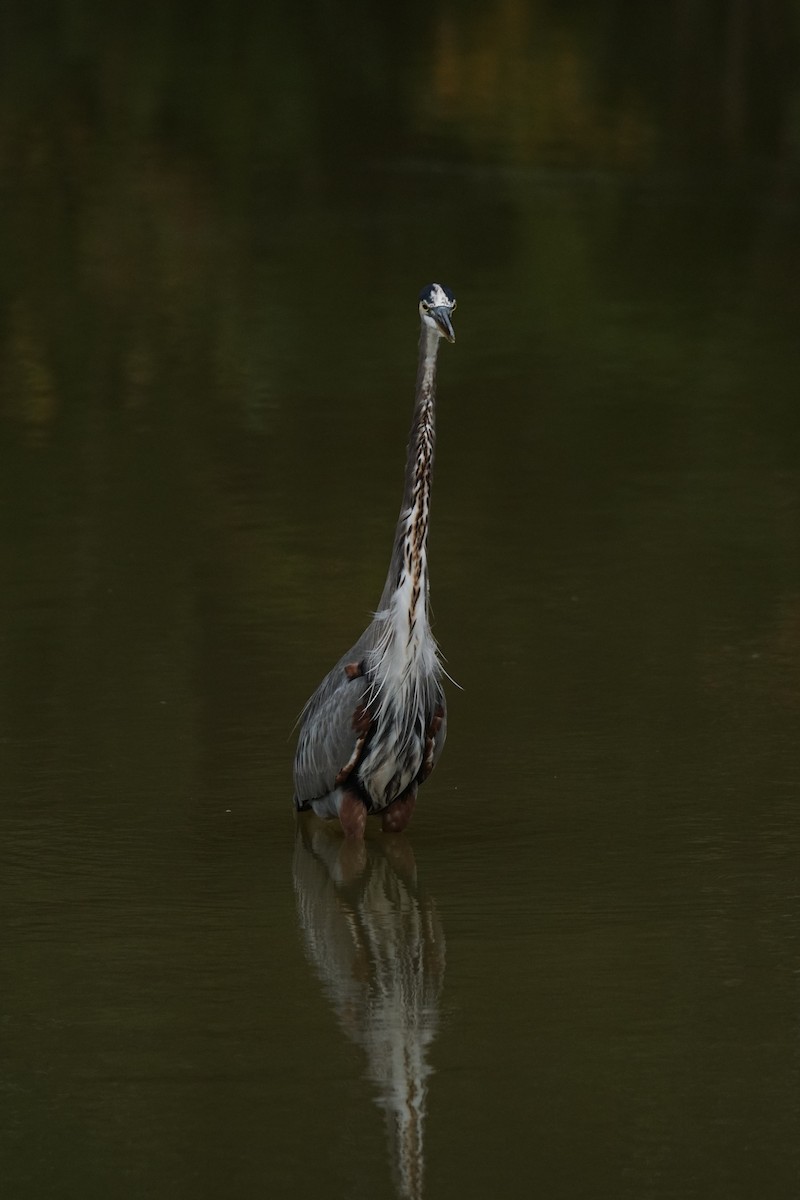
431, 306, 456, 343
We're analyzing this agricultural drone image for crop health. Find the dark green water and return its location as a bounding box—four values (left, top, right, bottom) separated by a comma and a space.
2, 5, 800, 1198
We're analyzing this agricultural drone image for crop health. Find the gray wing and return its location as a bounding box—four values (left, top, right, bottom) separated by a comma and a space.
293, 642, 372, 810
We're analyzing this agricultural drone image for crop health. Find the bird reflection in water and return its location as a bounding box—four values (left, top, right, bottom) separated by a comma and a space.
293, 824, 445, 1200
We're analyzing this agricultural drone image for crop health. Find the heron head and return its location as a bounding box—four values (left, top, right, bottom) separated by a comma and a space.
419, 283, 456, 344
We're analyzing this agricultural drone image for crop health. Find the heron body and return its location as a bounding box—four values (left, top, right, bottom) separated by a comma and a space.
293, 284, 456, 838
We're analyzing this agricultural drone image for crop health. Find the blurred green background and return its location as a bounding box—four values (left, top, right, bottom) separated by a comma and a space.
2, 4, 799, 1199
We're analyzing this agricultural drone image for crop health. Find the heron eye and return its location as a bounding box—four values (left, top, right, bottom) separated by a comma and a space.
420, 300, 430, 312
451, 300, 457, 311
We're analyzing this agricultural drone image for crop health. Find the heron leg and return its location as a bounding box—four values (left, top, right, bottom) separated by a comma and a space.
335, 703, 372, 788
338, 788, 368, 840
419, 704, 445, 782
381, 785, 417, 834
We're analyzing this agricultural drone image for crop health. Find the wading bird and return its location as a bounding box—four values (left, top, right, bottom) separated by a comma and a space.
293, 284, 457, 839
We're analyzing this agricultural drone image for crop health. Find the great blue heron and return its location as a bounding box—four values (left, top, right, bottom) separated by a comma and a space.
293, 283, 457, 839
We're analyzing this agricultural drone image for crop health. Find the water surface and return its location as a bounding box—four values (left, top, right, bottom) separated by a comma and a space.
2, 6, 800, 1198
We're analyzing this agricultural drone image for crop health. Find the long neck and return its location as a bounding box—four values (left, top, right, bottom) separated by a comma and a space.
377, 323, 440, 613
